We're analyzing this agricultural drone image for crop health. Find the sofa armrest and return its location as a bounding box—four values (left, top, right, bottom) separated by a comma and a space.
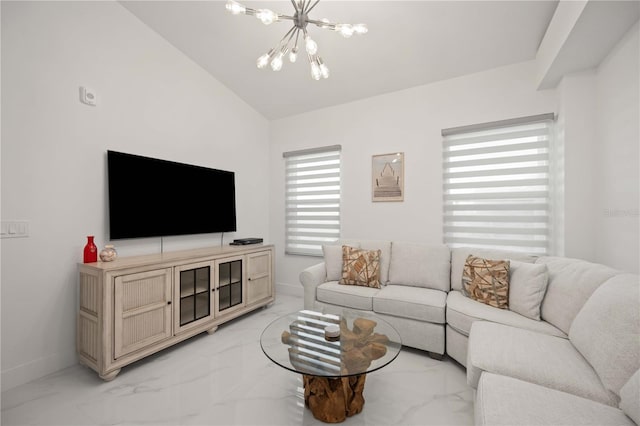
300, 262, 327, 310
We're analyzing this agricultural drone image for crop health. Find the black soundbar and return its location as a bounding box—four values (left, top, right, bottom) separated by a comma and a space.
230, 238, 263, 245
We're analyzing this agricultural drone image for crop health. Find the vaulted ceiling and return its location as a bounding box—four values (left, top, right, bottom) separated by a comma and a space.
119, 1, 637, 120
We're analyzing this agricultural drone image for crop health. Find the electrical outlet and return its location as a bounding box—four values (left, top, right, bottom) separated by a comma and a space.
79, 86, 97, 106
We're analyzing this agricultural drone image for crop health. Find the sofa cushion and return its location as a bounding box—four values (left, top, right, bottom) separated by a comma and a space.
322, 240, 362, 281
467, 321, 617, 406
316, 281, 379, 310
462, 255, 510, 309
359, 240, 392, 285
508, 261, 549, 321
446, 290, 566, 338
339, 246, 382, 288
388, 242, 450, 291
475, 372, 635, 426
372, 285, 446, 324
569, 273, 640, 397
445, 325, 469, 367
537, 256, 619, 334
620, 369, 640, 424
451, 247, 536, 292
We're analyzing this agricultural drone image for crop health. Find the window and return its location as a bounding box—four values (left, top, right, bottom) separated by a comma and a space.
283, 145, 341, 256
442, 114, 555, 255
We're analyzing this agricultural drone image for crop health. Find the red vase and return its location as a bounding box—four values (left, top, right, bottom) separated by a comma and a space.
83, 236, 98, 263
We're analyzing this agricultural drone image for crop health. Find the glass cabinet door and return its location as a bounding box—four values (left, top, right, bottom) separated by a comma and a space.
174, 261, 215, 333
215, 256, 245, 316
179, 266, 210, 325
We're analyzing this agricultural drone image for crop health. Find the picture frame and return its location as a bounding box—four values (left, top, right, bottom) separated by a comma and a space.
372, 152, 404, 202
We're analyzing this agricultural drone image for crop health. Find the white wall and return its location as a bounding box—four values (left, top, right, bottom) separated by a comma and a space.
269, 61, 558, 290
556, 23, 639, 273
557, 70, 599, 262
594, 23, 639, 273
1, 1, 269, 390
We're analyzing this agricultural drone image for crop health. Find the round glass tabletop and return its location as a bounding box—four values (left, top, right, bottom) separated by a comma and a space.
260, 309, 402, 378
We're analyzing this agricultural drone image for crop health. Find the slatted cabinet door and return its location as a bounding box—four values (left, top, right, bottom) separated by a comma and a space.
246, 250, 273, 306
114, 268, 173, 359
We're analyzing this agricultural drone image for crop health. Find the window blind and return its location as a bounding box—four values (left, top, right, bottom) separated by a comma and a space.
442, 114, 554, 255
284, 146, 341, 256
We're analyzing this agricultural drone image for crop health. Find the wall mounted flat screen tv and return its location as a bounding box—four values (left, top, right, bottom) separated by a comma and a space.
107, 150, 237, 240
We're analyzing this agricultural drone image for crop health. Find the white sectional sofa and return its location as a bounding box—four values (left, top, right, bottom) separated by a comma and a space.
299, 240, 640, 425
470, 271, 639, 425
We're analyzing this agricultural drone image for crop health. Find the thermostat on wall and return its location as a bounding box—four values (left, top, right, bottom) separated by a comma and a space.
79, 86, 97, 106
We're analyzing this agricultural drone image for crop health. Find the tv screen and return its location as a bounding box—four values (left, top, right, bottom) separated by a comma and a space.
107, 150, 237, 240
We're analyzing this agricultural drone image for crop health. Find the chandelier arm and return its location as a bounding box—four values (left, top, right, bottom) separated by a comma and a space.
293, 28, 300, 48
307, 18, 336, 30
277, 26, 297, 47
302, 0, 311, 14
278, 15, 295, 21
306, 0, 320, 15
290, 0, 299, 12
286, 27, 298, 44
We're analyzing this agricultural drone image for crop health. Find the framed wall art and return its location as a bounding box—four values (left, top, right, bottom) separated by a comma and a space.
372, 152, 404, 202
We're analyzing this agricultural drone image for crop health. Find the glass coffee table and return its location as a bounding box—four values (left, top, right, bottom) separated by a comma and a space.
260, 309, 402, 423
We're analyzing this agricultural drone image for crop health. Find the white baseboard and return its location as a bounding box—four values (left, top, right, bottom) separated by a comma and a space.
276, 282, 303, 298
1, 349, 76, 392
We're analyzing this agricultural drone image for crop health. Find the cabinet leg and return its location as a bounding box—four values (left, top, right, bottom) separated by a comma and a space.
99, 369, 121, 381
206, 326, 218, 335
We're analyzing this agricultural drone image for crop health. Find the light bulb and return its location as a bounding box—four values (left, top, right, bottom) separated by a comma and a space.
225, 0, 245, 15
271, 52, 284, 71
256, 54, 270, 69
353, 23, 368, 35
338, 24, 354, 38
305, 35, 318, 55
310, 62, 321, 80
289, 48, 298, 63
256, 9, 277, 25
256, 49, 274, 69
317, 57, 329, 79
320, 63, 329, 79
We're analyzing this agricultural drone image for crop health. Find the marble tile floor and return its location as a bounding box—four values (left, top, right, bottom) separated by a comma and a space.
1, 293, 474, 426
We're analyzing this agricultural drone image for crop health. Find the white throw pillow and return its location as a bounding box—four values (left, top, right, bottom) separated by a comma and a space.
508, 261, 549, 321
388, 242, 450, 292
322, 241, 360, 282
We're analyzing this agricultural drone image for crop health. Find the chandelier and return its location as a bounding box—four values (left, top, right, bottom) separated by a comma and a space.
225, 0, 367, 80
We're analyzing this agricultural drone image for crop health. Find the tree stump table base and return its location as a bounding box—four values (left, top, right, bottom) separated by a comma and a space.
303, 374, 366, 423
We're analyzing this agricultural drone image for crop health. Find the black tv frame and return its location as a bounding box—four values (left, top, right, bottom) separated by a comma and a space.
107, 150, 237, 240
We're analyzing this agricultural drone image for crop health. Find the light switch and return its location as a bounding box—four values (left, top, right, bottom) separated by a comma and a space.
1, 221, 29, 238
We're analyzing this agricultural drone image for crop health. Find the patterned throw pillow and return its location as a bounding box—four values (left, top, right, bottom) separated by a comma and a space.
462, 255, 510, 309
339, 246, 382, 288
